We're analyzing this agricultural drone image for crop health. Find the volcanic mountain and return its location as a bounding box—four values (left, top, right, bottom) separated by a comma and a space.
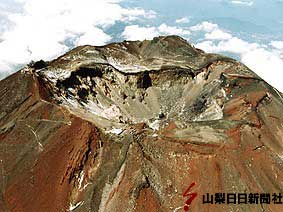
0, 35, 283, 212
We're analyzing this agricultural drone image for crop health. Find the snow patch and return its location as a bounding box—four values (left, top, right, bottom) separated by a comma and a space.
106, 128, 124, 135
78, 171, 84, 190
194, 72, 206, 84
44, 69, 72, 83
98, 163, 126, 212
221, 88, 228, 100
173, 206, 183, 212
82, 182, 92, 190
69, 201, 83, 211
149, 120, 160, 131
107, 57, 149, 73
193, 99, 223, 121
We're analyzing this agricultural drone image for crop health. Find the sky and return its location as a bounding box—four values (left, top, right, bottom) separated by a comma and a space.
0, 0, 283, 91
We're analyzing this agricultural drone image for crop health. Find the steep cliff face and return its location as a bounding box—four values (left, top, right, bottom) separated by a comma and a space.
0, 35, 283, 212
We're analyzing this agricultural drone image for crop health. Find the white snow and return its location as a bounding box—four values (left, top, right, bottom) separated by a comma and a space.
106, 128, 124, 135
173, 206, 183, 212
98, 163, 126, 212
194, 72, 206, 84
78, 171, 84, 190
221, 88, 228, 100
44, 69, 71, 83
193, 98, 223, 121
149, 120, 160, 131
152, 133, 158, 137
69, 201, 83, 211
107, 57, 149, 73
82, 101, 122, 121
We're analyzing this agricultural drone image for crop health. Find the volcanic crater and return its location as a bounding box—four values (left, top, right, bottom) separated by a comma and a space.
0, 36, 283, 212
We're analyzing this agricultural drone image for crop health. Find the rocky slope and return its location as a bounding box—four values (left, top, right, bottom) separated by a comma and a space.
0, 35, 283, 212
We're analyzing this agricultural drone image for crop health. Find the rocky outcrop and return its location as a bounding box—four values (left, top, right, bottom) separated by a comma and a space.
0, 35, 283, 211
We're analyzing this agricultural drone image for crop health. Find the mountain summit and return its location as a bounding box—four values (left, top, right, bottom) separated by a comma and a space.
1, 36, 283, 211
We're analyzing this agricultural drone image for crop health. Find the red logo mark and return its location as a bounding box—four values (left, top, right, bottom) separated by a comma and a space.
183, 182, 197, 211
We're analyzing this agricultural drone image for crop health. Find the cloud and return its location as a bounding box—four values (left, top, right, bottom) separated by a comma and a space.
196, 37, 259, 54
241, 48, 283, 91
193, 22, 283, 91
0, 0, 155, 79
158, 24, 191, 36
231, 0, 254, 6
122, 8, 156, 21
204, 29, 232, 40
191, 21, 232, 40
1, 1, 282, 93
190, 21, 218, 32
122, 24, 190, 41
75, 28, 112, 46
270, 41, 283, 50
176, 17, 190, 24
122, 25, 159, 41
269, 40, 283, 59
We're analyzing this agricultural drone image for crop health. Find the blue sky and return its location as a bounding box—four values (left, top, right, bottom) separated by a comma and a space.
0, 0, 283, 91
